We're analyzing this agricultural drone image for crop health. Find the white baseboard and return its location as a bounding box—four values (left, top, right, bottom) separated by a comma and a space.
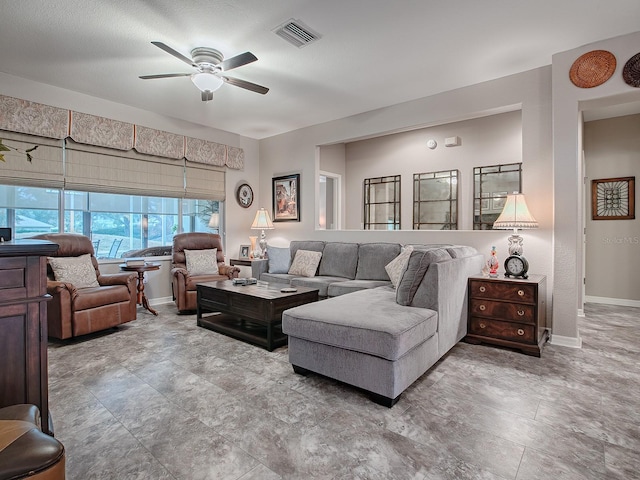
585, 296, 640, 308
149, 296, 173, 306
549, 334, 582, 349
577, 308, 585, 317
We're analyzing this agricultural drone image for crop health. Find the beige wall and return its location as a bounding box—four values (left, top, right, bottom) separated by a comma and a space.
342, 111, 522, 230
584, 114, 640, 303
259, 66, 554, 324
552, 31, 640, 344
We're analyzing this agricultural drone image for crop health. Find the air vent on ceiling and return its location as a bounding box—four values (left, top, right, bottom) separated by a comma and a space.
273, 19, 321, 48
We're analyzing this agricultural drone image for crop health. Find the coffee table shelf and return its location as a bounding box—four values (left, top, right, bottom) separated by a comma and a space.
196, 281, 318, 351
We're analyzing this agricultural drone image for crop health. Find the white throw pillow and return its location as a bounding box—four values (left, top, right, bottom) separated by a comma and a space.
288, 250, 322, 277
48, 254, 99, 288
384, 245, 414, 288
185, 248, 219, 275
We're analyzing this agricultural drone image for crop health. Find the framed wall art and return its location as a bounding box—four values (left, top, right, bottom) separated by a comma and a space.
591, 176, 635, 220
273, 174, 300, 222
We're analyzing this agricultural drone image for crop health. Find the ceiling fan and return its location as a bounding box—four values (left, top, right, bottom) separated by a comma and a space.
140, 41, 269, 101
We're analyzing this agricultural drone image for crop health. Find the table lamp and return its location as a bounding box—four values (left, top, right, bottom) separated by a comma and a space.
493, 192, 538, 278
250, 208, 274, 258
208, 213, 220, 233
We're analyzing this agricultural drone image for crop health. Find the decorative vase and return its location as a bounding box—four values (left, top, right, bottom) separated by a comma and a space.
488, 246, 499, 277
249, 236, 258, 259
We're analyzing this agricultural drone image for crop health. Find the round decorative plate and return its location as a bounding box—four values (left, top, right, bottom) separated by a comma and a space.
623, 52, 640, 88
236, 183, 254, 208
569, 50, 617, 88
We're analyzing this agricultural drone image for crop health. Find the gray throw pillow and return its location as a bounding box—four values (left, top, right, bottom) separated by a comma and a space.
267, 246, 291, 274
396, 249, 451, 306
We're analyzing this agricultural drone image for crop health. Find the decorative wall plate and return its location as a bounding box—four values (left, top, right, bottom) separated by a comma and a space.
623, 52, 640, 88
569, 50, 616, 88
236, 183, 254, 208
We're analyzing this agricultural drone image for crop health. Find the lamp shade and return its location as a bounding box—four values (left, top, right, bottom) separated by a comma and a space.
493, 193, 538, 230
251, 208, 274, 230
208, 213, 220, 228
191, 72, 223, 93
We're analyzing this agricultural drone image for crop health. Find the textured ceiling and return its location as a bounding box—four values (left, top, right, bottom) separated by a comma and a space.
1, 0, 639, 139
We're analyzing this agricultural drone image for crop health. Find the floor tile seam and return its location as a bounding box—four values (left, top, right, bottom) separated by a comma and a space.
520, 441, 607, 476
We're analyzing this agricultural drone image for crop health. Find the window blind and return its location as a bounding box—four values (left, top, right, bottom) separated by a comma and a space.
0, 130, 64, 188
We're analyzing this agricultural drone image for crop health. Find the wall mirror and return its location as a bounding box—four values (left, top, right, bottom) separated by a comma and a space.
473, 163, 522, 229
413, 169, 459, 230
363, 175, 401, 230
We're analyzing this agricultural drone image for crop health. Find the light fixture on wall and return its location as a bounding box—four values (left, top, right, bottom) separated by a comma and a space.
250, 208, 274, 258
493, 192, 538, 279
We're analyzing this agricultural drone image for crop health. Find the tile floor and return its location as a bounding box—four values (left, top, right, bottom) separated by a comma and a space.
48, 302, 640, 479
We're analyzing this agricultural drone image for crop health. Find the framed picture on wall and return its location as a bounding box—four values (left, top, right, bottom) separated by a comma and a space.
591, 177, 635, 220
273, 174, 301, 222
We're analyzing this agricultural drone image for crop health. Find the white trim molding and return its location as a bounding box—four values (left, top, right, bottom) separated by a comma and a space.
149, 296, 174, 306
585, 296, 640, 308
549, 334, 583, 349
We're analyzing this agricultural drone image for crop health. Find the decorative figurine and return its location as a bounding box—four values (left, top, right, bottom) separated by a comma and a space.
488, 246, 499, 278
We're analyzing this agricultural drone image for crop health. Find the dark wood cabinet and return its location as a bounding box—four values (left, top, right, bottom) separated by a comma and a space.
0, 239, 58, 434
465, 274, 548, 357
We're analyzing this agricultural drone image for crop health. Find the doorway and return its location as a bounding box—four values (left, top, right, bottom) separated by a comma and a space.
318, 171, 341, 230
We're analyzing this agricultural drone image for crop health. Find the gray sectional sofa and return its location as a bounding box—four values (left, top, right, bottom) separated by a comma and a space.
254, 240, 484, 407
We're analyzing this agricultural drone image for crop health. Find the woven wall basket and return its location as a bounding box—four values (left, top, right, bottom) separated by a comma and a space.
569, 50, 617, 88
623, 52, 640, 88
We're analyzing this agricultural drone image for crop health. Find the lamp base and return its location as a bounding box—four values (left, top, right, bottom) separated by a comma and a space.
507, 233, 524, 256
259, 230, 267, 259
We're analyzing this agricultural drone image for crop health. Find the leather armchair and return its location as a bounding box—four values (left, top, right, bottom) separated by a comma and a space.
171, 233, 240, 313
30, 233, 137, 339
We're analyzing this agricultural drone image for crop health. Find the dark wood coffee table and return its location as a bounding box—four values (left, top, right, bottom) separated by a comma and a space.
196, 281, 319, 351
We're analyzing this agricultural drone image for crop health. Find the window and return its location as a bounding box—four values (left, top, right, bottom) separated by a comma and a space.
0, 185, 221, 258
413, 170, 458, 230
363, 175, 400, 230
473, 163, 522, 230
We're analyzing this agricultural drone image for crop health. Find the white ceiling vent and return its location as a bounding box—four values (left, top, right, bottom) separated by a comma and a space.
273, 19, 321, 48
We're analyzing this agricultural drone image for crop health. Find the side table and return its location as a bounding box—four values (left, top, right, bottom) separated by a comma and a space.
119, 262, 161, 315
465, 274, 548, 356
229, 258, 252, 267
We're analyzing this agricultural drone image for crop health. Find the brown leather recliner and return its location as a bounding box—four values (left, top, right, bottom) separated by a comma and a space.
30, 233, 137, 339
171, 233, 240, 313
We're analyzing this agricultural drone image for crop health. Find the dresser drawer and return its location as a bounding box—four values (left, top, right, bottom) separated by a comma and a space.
469, 298, 535, 323
469, 317, 535, 344
469, 280, 536, 303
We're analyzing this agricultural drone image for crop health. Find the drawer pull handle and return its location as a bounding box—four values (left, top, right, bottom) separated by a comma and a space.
517, 310, 525, 316
518, 289, 525, 297
517, 328, 525, 336
479, 323, 486, 329
479, 286, 486, 293
479, 304, 486, 311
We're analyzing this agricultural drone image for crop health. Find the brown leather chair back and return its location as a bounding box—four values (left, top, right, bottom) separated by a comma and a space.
30, 233, 100, 279
172, 233, 225, 269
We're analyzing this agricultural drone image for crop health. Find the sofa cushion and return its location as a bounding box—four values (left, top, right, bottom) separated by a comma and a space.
385, 246, 414, 288
318, 242, 359, 279
288, 250, 323, 277
355, 243, 401, 280
291, 276, 347, 297
327, 279, 392, 297
267, 246, 291, 274
184, 248, 219, 275
290, 241, 325, 261
282, 287, 438, 361
73, 284, 132, 310
396, 248, 452, 306
48, 254, 99, 288
260, 272, 297, 285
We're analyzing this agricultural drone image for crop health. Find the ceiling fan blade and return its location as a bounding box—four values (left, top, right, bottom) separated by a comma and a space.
222, 76, 269, 94
139, 73, 192, 80
219, 52, 257, 71
151, 41, 198, 68
201, 91, 214, 102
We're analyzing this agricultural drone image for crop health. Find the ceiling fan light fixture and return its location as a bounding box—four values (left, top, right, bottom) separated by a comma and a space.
191, 72, 223, 93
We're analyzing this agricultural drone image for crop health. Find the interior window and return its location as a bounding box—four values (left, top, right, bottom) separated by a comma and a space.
413, 169, 459, 230
363, 175, 401, 230
473, 163, 522, 230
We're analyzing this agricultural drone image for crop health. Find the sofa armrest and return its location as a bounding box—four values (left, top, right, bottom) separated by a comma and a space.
251, 259, 268, 279
219, 265, 240, 279
98, 272, 137, 294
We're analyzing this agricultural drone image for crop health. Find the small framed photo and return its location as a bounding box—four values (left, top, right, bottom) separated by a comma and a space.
239, 245, 251, 259
273, 173, 300, 222
592, 177, 635, 220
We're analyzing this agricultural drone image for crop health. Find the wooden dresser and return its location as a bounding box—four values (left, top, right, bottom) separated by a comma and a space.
0, 239, 58, 434
465, 274, 548, 357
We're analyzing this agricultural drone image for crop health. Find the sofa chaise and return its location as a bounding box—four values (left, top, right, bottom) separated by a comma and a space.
256, 241, 484, 407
